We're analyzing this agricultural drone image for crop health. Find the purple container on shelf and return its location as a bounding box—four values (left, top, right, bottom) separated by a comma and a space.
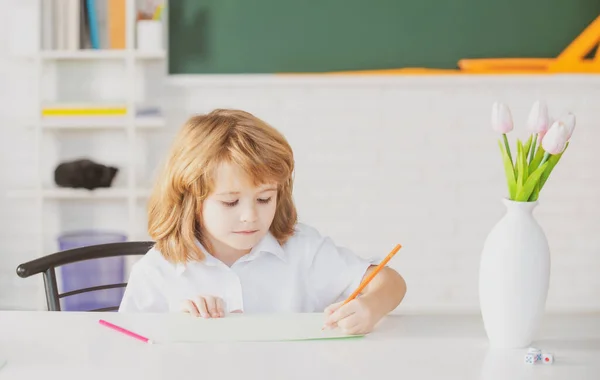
58, 230, 127, 312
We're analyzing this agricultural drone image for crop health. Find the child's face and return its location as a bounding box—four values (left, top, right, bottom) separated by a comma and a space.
201, 162, 278, 256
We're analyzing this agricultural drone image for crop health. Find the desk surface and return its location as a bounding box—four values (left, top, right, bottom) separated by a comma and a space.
1, 311, 599, 380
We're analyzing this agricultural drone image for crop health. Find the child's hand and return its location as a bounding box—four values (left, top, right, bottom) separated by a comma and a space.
323, 297, 379, 335
181, 295, 225, 318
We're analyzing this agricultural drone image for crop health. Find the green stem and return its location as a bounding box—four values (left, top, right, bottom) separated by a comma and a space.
502, 134, 513, 167
538, 152, 550, 168
528, 134, 537, 164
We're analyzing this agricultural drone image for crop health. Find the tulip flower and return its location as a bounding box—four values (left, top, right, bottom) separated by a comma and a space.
537, 116, 553, 144
527, 101, 550, 134
534, 119, 574, 197
526, 101, 550, 163
542, 120, 570, 156
492, 102, 514, 134
492, 102, 514, 164
560, 112, 576, 141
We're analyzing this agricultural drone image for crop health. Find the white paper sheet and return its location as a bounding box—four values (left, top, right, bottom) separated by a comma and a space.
117, 313, 364, 343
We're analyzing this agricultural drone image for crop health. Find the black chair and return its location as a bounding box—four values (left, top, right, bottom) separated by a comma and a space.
16, 241, 154, 312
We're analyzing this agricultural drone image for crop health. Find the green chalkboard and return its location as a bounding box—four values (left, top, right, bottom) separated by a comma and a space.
167, 0, 600, 74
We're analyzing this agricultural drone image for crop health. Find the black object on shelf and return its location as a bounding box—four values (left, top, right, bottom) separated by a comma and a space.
54, 158, 118, 190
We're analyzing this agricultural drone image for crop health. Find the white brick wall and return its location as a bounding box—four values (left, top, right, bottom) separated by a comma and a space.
1, 2, 598, 313
174, 76, 599, 314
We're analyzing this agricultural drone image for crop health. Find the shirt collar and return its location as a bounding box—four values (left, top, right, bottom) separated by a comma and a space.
174, 232, 286, 275
249, 232, 287, 263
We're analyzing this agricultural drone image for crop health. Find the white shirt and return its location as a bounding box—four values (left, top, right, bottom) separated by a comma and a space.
118, 223, 375, 313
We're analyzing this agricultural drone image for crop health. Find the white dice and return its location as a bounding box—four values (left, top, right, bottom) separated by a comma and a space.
524, 353, 536, 364
525, 347, 553, 365
542, 353, 554, 364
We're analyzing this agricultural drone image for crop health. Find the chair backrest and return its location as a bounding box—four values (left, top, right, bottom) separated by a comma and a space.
16, 241, 154, 312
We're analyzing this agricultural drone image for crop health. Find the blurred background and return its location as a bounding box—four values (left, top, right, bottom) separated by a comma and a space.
0, 0, 598, 314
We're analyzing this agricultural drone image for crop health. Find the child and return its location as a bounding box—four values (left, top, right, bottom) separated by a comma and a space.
119, 109, 407, 334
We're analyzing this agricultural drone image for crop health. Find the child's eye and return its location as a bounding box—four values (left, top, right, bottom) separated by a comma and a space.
222, 200, 239, 207
257, 197, 272, 204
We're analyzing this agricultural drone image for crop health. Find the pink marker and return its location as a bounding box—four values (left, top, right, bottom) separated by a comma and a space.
99, 319, 153, 344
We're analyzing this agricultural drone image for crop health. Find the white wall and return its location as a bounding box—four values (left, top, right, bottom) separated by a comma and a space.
1, 1, 598, 313
0, 0, 37, 309
170, 75, 600, 314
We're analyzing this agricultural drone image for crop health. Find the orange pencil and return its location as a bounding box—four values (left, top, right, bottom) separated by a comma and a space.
322, 243, 402, 330
342, 243, 402, 305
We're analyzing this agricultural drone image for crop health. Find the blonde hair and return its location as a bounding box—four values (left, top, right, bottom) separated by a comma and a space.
148, 109, 297, 263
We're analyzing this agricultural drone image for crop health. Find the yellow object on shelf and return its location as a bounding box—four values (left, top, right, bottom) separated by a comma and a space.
42, 107, 127, 116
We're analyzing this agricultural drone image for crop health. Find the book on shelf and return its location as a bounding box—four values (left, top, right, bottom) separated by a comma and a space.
42, 0, 127, 51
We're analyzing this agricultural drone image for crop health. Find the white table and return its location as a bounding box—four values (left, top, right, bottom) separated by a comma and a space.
1, 311, 599, 379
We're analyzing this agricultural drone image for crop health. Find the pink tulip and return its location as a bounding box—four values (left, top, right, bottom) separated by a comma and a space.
560, 112, 576, 140
542, 120, 570, 155
527, 101, 550, 134
491, 102, 513, 134
537, 116, 554, 143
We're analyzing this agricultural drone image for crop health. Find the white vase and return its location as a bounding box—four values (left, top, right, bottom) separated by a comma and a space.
479, 198, 551, 348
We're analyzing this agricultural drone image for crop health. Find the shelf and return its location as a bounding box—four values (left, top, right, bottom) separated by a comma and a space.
16, 50, 166, 60
7, 188, 151, 200
132, 51, 166, 60
38, 116, 165, 130
10, 0, 166, 292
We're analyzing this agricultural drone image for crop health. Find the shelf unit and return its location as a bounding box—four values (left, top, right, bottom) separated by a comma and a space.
9, 0, 165, 310
7, 187, 151, 200
36, 115, 165, 130
18, 50, 165, 60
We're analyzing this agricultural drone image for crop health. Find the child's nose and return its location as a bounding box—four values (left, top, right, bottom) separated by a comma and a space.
240, 205, 258, 223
